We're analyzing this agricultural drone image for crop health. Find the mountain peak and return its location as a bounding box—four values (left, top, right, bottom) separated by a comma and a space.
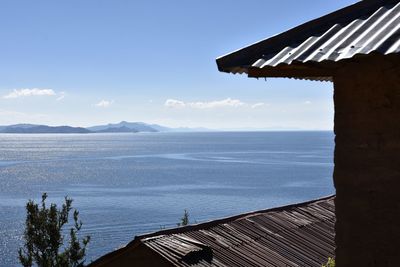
87, 121, 158, 133
0, 121, 210, 134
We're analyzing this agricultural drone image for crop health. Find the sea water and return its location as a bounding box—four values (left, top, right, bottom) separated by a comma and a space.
0, 131, 334, 266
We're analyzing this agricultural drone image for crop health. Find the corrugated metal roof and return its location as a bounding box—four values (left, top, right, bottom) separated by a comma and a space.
216, 0, 400, 81
134, 196, 335, 267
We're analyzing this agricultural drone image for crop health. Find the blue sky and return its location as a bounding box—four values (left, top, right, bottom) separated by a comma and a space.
0, 0, 356, 129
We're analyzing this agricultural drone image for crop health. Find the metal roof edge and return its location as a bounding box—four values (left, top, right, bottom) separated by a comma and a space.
89, 194, 335, 266
135, 194, 335, 240
216, 0, 399, 73
87, 238, 143, 266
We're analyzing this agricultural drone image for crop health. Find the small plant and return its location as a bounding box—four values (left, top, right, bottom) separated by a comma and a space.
322, 257, 335, 267
177, 209, 189, 226
18, 193, 90, 267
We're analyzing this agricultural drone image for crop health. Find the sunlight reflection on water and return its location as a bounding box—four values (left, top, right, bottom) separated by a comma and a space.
0, 132, 334, 266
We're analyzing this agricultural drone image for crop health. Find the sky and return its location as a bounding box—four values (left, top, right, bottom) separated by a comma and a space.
0, 0, 357, 130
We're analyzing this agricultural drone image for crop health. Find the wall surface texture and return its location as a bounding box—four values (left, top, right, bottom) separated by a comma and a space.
333, 54, 400, 267
90, 242, 172, 267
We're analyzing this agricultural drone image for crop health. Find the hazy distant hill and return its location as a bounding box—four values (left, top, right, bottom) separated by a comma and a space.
94, 126, 139, 133
88, 121, 211, 133
87, 121, 158, 132
0, 124, 91, 134
0, 124, 38, 131
0, 121, 211, 134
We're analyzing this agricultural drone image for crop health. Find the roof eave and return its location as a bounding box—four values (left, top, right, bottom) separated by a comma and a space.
247, 64, 333, 80
216, 0, 399, 75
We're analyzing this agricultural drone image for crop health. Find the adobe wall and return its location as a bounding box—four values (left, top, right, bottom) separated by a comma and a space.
333, 54, 400, 267
90, 242, 172, 267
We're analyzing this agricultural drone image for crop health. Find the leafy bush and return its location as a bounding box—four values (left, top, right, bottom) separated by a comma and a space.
177, 209, 190, 226
19, 193, 90, 267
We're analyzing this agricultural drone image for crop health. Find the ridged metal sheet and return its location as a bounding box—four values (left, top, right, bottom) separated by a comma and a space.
252, 2, 400, 69
217, 0, 400, 81
142, 196, 335, 267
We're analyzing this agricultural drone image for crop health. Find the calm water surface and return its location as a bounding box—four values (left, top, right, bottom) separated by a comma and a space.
0, 132, 334, 266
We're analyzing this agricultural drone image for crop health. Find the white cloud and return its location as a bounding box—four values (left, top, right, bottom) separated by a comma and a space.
56, 91, 66, 101
251, 102, 266, 109
3, 88, 56, 99
165, 99, 186, 108
165, 98, 246, 109
304, 100, 312, 105
189, 98, 245, 109
95, 100, 113, 108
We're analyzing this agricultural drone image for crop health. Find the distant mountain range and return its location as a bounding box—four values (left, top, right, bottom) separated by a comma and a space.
86, 121, 159, 133
0, 124, 91, 134
0, 121, 210, 134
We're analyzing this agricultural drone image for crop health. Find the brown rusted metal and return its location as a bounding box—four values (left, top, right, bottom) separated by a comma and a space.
90, 196, 335, 267
142, 196, 335, 266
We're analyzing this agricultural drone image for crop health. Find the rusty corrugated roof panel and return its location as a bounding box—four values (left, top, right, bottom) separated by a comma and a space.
216, 0, 400, 81
139, 196, 335, 267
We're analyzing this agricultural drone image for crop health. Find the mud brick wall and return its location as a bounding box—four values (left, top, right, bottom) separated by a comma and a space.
333, 54, 400, 267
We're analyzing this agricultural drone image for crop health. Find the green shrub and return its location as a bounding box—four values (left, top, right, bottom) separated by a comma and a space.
19, 193, 90, 267
177, 209, 190, 226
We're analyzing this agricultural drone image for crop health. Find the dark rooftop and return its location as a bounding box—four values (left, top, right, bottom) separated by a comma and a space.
216, 0, 400, 81
91, 195, 335, 267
